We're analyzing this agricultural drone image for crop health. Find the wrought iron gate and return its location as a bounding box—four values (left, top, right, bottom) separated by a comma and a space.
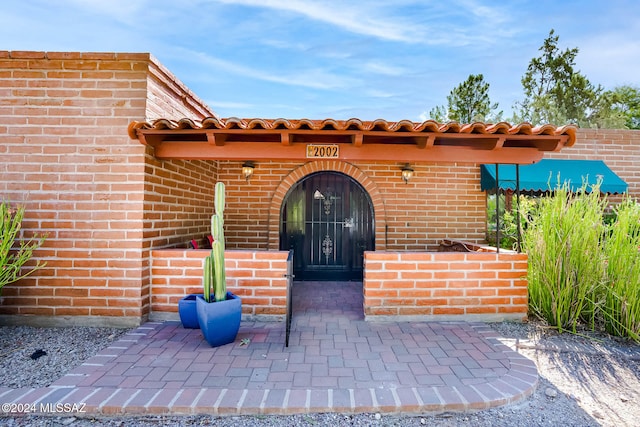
280, 172, 374, 281
285, 250, 294, 347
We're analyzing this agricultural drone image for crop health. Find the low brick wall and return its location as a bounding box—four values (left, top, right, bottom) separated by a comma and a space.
363, 251, 528, 322
150, 249, 289, 321
151, 249, 527, 323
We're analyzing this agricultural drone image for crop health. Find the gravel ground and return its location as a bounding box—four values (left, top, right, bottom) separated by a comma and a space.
0, 326, 129, 389
1, 320, 639, 427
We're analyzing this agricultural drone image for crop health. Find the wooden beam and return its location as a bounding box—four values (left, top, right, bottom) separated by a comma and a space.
415, 135, 435, 149
551, 136, 568, 152
207, 132, 226, 146
352, 132, 363, 147
137, 132, 149, 146
137, 128, 568, 145
136, 133, 166, 147
153, 140, 544, 164
281, 132, 291, 146
492, 136, 506, 151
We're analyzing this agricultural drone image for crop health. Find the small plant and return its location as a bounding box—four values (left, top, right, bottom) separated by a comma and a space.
0, 201, 46, 296
203, 182, 227, 303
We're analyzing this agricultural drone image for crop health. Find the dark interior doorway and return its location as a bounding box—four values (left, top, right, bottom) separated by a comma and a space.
280, 172, 375, 281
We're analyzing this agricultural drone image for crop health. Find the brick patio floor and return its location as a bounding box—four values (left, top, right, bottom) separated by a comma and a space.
0, 281, 537, 416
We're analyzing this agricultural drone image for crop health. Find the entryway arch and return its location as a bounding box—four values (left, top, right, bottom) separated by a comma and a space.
280, 171, 373, 280
267, 160, 387, 257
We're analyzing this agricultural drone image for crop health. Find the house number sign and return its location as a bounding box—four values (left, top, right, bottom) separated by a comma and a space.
306, 144, 339, 158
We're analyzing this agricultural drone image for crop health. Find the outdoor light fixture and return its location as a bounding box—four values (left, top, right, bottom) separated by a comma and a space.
242, 161, 255, 181
401, 164, 414, 184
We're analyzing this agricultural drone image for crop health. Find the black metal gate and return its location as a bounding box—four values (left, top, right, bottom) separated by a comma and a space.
285, 250, 294, 347
280, 172, 374, 281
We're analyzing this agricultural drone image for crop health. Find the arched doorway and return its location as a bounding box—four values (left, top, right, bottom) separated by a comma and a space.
280, 172, 375, 281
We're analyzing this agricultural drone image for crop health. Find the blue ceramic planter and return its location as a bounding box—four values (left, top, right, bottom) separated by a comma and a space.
178, 294, 202, 329
196, 292, 242, 347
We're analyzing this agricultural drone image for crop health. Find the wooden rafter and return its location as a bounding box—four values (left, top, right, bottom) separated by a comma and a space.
492, 136, 506, 151
352, 132, 363, 147
207, 132, 226, 146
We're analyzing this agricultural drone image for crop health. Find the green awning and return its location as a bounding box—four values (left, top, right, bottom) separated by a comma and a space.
480, 159, 628, 194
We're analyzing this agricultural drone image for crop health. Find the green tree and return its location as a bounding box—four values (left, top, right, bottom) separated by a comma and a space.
429, 105, 448, 122
606, 85, 640, 129
429, 74, 501, 123
514, 29, 627, 128
588, 88, 628, 129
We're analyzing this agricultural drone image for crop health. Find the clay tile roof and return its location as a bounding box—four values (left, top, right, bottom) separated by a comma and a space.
128, 117, 578, 164
128, 116, 578, 146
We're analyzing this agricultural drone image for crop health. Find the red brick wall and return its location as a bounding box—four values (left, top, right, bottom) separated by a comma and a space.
363, 251, 528, 321
0, 51, 215, 326
145, 55, 215, 120
149, 249, 289, 319
147, 248, 527, 322
219, 160, 486, 252
358, 162, 485, 250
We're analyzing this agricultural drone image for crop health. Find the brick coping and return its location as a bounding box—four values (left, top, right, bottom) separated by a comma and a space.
0, 322, 537, 417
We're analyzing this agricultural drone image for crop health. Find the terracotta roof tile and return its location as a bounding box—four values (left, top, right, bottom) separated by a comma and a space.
128, 117, 578, 146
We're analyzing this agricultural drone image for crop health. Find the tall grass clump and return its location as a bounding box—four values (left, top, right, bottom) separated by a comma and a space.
1, 201, 46, 296
603, 199, 640, 341
523, 181, 607, 333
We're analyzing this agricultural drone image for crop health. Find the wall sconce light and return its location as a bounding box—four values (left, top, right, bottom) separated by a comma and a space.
242, 161, 255, 181
401, 164, 414, 184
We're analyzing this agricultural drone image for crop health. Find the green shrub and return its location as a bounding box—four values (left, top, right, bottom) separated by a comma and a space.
0, 201, 46, 295
487, 193, 536, 250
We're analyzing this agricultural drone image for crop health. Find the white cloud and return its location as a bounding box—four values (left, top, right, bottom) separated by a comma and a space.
214, 0, 427, 43
63, 0, 150, 25
179, 48, 359, 90
213, 0, 519, 47
577, 32, 640, 87
208, 100, 255, 110
418, 111, 430, 122
364, 89, 397, 98
362, 62, 407, 76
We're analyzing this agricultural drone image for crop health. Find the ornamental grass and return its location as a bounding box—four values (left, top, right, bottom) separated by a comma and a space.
523, 182, 607, 333
0, 201, 47, 295
603, 200, 640, 341
523, 182, 640, 341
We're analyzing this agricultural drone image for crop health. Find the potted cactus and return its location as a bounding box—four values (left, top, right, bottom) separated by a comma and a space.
196, 182, 242, 347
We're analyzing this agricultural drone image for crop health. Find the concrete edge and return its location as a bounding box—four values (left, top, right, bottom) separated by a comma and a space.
365, 314, 527, 323
0, 315, 143, 329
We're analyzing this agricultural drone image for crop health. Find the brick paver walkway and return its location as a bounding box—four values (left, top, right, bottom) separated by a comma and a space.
0, 282, 537, 416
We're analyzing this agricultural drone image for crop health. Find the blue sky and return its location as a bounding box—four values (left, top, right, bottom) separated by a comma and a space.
3, 0, 639, 122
